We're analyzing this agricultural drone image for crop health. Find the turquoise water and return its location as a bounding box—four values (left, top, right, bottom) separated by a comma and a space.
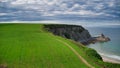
86, 26, 120, 60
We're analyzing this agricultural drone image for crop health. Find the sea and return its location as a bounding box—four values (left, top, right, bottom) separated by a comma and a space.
86, 26, 120, 61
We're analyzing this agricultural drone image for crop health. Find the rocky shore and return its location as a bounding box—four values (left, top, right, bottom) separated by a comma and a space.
90, 34, 110, 44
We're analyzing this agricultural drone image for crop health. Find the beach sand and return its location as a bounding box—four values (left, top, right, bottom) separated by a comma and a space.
101, 55, 120, 64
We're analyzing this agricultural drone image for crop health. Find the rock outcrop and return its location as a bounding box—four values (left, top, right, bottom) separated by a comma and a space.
44, 24, 92, 44
93, 34, 110, 43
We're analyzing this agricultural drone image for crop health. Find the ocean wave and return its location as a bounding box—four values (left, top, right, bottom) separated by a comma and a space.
99, 52, 120, 61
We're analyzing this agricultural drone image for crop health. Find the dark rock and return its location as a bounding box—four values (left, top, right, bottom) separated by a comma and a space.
44, 24, 92, 45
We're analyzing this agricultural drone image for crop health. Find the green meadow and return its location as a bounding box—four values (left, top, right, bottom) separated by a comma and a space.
0, 24, 120, 68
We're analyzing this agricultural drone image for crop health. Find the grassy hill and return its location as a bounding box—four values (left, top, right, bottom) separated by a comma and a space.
0, 24, 120, 68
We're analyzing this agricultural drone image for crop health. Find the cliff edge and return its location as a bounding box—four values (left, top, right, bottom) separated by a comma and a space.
44, 24, 92, 44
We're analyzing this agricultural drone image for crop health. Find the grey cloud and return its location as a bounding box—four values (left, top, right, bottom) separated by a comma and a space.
0, 0, 119, 21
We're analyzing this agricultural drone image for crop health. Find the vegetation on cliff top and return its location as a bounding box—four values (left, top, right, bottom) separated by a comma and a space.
0, 24, 120, 68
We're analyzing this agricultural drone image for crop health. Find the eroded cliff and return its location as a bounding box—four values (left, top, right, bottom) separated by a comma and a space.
44, 24, 92, 44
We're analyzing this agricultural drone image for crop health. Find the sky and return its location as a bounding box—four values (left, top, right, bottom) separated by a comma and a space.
0, 0, 120, 22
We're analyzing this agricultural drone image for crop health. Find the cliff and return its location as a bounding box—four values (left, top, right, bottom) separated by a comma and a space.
44, 24, 92, 44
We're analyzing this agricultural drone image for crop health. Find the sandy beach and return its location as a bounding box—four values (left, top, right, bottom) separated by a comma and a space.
101, 55, 120, 64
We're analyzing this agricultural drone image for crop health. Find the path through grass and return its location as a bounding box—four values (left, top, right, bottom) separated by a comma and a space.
0, 24, 89, 68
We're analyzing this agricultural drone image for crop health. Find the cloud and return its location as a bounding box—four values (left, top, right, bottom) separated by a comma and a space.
94, 4, 104, 10
0, 0, 119, 21
0, 13, 8, 16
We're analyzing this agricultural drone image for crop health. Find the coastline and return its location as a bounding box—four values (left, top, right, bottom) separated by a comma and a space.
101, 54, 120, 64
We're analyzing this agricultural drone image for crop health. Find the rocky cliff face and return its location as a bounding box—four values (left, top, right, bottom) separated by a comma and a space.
44, 25, 92, 44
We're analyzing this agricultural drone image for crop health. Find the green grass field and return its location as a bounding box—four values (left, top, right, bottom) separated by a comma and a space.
0, 24, 120, 68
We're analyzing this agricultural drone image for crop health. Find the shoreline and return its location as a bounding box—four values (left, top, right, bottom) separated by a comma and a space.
101, 55, 120, 64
